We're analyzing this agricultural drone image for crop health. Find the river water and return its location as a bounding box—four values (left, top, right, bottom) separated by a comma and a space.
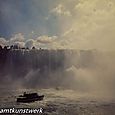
0, 88, 115, 115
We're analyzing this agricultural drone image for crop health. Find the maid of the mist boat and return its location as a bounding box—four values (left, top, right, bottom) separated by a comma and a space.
17, 92, 44, 103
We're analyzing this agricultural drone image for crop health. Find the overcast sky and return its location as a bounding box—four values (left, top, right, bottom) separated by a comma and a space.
0, 0, 60, 38
0, 0, 115, 50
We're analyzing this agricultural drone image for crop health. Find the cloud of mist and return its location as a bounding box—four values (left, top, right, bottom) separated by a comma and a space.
2, 49, 115, 95
48, 0, 115, 51
0, 44, 115, 99
64, 51, 115, 97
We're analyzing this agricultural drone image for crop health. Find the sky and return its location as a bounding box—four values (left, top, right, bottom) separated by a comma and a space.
0, 0, 115, 50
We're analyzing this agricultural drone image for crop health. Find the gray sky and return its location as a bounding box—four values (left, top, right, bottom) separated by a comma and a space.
0, 0, 115, 50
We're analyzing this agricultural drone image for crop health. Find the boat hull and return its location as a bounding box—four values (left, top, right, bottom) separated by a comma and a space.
17, 95, 44, 103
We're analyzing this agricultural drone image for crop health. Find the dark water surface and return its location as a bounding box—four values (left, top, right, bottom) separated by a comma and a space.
0, 88, 115, 115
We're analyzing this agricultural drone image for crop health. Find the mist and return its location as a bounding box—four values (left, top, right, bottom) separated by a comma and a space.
0, 48, 115, 99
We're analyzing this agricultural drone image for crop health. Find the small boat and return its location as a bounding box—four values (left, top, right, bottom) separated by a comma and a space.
17, 92, 44, 103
